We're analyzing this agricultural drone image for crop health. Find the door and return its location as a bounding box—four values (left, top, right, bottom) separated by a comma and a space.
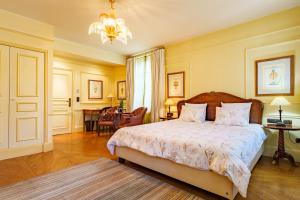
0, 45, 9, 149
9, 47, 44, 147
52, 69, 72, 135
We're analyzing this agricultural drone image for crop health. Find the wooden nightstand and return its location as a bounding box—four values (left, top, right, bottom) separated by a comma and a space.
264, 124, 300, 167
159, 116, 177, 121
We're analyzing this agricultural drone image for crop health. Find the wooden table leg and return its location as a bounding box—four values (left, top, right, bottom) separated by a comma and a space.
272, 129, 297, 166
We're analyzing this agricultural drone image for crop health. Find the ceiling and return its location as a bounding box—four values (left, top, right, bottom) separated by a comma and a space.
0, 0, 299, 56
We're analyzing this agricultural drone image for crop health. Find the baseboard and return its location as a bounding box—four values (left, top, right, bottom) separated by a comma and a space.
263, 145, 300, 162
43, 142, 53, 152
0, 144, 43, 161
73, 127, 83, 133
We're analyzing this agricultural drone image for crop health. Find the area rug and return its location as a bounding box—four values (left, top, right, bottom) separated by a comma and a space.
0, 158, 204, 200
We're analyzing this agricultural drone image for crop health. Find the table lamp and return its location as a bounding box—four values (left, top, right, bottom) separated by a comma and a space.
165, 99, 174, 118
107, 93, 115, 107
271, 97, 290, 126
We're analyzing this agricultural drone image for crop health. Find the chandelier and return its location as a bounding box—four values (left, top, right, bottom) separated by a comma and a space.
88, 0, 132, 44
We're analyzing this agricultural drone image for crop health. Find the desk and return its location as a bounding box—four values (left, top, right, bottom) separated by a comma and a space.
82, 109, 101, 132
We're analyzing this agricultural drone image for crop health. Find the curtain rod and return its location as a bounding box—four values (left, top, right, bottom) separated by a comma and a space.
128, 46, 165, 58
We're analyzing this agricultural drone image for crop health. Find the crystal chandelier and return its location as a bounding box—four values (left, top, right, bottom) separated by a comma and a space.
88, 0, 132, 44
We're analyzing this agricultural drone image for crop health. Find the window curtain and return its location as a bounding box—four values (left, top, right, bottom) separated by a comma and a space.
125, 48, 165, 122
126, 58, 134, 111
132, 55, 152, 112
150, 49, 165, 122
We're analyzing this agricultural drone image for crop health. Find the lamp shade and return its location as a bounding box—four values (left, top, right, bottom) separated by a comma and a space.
271, 97, 290, 106
107, 93, 115, 98
165, 99, 175, 106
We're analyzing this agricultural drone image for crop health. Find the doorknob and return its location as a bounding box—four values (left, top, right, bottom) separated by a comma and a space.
67, 98, 71, 107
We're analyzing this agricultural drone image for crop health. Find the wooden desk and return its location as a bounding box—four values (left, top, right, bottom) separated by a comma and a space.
82, 109, 101, 132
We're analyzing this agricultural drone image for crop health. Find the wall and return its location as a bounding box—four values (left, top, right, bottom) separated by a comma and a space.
166, 7, 300, 160
53, 56, 126, 132
0, 9, 54, 154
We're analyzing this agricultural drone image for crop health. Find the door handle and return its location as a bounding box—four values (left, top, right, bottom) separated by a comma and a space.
67, 98, 71, 107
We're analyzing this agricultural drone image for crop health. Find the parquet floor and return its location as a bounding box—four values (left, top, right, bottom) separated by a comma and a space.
0, 131, 299, 200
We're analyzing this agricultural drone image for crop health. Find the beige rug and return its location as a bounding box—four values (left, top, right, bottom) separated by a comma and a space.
0, 158, 204, 200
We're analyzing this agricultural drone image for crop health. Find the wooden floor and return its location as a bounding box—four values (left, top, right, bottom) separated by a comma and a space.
0, 132, 299, 200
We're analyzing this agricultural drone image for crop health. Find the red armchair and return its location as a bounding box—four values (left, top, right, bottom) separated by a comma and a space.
97, 106, 118, 135
117, 107, 147, 129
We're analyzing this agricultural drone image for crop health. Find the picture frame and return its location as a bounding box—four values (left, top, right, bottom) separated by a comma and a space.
88, 80, 103, 99
167, 71, 185, 98
255, 55, 294, 96
117, 80, 126, 100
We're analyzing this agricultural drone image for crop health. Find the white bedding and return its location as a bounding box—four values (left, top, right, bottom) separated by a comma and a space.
107, 120, 266, 197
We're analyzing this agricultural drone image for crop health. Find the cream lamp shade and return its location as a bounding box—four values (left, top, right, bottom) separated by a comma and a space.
271, 97, 290, 106
165, 99, 175, 106
271, 97, 290, 122
107, 93, 115, 98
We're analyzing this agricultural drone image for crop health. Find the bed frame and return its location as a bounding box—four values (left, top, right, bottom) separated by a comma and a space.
115, 92, 264, 200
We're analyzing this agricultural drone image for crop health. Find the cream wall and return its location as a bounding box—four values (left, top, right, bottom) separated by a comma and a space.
0, 9, 54, 155
166, 7, 300, 161
53, 56, 126, 132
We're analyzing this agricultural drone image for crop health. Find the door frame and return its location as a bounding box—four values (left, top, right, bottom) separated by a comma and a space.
0, 40, 50, 149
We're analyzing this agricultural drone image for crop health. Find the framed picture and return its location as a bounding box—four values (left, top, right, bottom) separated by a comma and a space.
167, 71, 185, 98
88, 80, 103, 99
255, 55, 294, 96
117, 81, 126, 100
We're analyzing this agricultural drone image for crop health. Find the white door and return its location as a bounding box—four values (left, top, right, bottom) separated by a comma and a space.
9, 47, 44, 147
0, 45, 9, 149
52, 69, 72, 135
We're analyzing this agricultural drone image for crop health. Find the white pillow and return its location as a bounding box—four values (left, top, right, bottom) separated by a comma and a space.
179, 104, 207, 122
214, 107, 250, 126
221, 102, 252, 109
185, 103, 207, 122
221, 102, 251, 122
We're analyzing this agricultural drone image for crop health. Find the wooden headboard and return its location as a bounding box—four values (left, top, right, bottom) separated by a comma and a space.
177, 92, 264, 124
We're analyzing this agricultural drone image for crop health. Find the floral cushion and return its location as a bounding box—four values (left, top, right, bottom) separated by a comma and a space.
214, 106, 250, 126
179, 103, 207, 122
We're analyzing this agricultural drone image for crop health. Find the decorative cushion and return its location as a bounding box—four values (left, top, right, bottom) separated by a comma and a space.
214, 107, 250, 126
221, 102, 252, 124
179, 103, 207, 122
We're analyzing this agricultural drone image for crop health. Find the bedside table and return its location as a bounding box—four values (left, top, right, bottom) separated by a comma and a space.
159, 116, 177, 121
264, 124, 300, 167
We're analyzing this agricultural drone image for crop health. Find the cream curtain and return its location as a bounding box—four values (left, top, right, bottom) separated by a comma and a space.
150, 49, 165, 122
126, 58, 134, 111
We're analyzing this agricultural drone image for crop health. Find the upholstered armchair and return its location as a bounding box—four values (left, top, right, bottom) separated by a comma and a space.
117, 107, 147, 129
97, 106, 118, 135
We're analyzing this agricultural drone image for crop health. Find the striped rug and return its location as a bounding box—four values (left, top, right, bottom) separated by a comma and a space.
0, 158, 204, 200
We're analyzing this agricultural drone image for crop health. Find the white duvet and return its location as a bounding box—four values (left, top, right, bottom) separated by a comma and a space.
107, 120, 266, 197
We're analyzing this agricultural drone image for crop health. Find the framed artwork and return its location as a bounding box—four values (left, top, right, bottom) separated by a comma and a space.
88, 80, 103, 99
255, 55, 294, 96
117, 81, 126, 100
167, 71, 185, 98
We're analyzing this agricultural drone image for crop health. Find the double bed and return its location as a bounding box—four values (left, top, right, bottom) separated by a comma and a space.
107, 92, 265, 200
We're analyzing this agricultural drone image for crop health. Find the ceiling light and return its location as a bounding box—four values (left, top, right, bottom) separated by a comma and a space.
88, 0, 132, 44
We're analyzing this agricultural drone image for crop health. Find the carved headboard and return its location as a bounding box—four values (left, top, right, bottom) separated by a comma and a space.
177, 92, 264, 124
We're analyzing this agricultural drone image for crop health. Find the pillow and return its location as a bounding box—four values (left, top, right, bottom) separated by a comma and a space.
221, 102, 252, 113
179, 104, 207, 122
221, 102, 252, 122
185, 103, 207, 122
214, 107, 250, 126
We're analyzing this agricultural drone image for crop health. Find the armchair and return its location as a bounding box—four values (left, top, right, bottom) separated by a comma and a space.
97, 106, 118, 135
117, 107, 147, 129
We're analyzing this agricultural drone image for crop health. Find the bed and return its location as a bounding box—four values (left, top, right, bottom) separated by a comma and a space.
107, 92, 265, 200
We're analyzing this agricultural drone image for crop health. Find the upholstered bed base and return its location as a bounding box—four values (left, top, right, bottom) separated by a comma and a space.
116, 145, 263, 200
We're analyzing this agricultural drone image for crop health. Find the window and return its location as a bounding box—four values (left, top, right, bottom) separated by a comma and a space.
132, 55, 152, 112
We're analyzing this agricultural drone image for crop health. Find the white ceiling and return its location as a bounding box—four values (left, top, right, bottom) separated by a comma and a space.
0, 0, 299, 56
